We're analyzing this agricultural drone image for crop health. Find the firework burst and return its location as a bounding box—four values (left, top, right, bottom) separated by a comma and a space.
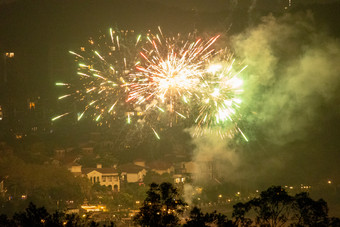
53, 27, 248, 141
127, 28, 220, 124
53, 28, 142, 125
193, 50, 248, 139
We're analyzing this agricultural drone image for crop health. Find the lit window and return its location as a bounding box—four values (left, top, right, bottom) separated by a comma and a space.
5, 52, 14, 58
80, 47, 85, 51
29, 102, 35, 109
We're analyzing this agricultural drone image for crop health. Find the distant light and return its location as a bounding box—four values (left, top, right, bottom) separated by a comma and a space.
5, 52, 14, 58
328, 180, 332, 184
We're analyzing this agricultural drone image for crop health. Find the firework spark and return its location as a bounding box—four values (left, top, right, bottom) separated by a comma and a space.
54, 28, 142, 125
54, 28, 248, 141
193, 51, 247, 139
127, 28, 220, 122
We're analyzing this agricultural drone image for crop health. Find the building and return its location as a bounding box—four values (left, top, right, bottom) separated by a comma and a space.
147, 160, 174, 175
119, 163, 147, 183
81, 164, 120, 192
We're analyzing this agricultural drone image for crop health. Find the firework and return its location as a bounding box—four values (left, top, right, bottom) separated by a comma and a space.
127, 27, 220, 124
53, 27, 248, 141
53, 28, 142, 125
193, 50, 247, 139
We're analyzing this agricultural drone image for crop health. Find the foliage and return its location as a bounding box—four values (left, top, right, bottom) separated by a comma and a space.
0, 155, 88, 215
133, 182, 186, 227
231, 186, 340, 227
143, 171, 173, 185
184, 207, 235, 227
292, 192, 329, 226
123, 183, 148, 203
329, 217, 340, 227
232, 202, 252, 226
183, 207, 206, 227
248, 186, 293, 226
0, 202, 98, 227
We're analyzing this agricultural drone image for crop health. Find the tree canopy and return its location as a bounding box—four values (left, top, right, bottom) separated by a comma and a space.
133, 182, 186, 227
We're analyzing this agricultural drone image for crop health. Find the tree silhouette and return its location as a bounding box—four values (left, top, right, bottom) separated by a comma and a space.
293, 192, 329, 226
231, 186, 340, 227
183, 207, 207, 227
184, 206, 235, 227
12, 202, 50, 227
133, 182, 186, 227
232, 202, 252, 226
247, 186, 293, 227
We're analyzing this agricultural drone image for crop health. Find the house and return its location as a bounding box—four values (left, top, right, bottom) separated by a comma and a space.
69, 165, 82, 177
172, 162, 196, 184
82, 164, 120, 191
147, 160, 174, 175
181, 161, 216, 181
119, 163, 147, 183
181, 161, 196, 175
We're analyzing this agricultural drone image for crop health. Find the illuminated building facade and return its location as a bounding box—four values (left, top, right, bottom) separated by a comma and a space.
82, 165, 120, 192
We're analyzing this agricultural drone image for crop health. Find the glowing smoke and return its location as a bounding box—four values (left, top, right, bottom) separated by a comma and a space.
189, 12, 340, 187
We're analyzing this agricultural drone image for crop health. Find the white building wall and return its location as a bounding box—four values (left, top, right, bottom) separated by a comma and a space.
86, 171, 120, 191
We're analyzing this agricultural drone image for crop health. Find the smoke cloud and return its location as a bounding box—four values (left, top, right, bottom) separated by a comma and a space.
232, 12, 340, 144
189, 12, 340, 187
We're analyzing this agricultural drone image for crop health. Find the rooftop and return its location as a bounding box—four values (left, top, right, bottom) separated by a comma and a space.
119, 163, 147, 173
82, 167, 118, 175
